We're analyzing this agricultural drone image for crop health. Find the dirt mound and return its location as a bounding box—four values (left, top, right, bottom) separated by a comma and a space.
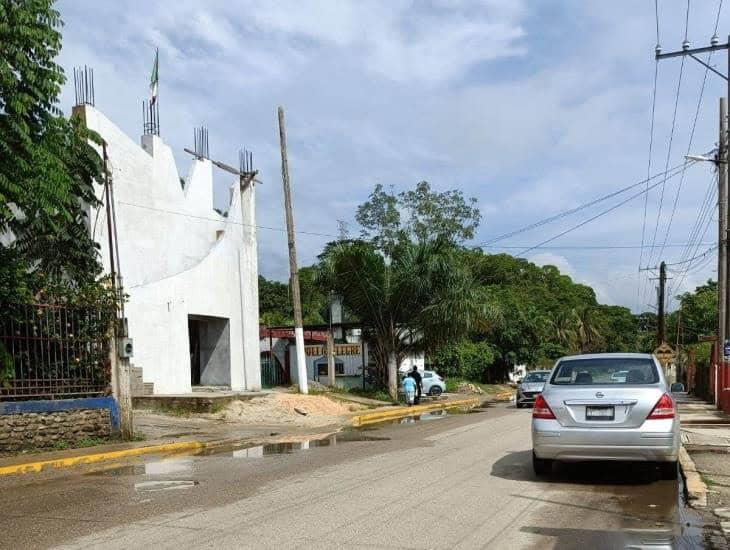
455, 382, 484, 395
216, 393, 364, 427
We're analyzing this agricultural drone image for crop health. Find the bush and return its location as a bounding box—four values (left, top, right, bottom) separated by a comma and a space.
430, 340, 496, 382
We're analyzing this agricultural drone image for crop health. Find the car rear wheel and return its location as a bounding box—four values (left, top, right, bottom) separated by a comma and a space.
429, 386, 443, 396
532, 452, 553, 477
516, 402, 523, 409
657, 461, 678, 480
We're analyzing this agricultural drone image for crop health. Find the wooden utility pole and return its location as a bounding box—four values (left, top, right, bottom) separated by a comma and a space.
102, 142, 133, 439
277, 107, 308, 394
657, 261, 666, 346
721, 97, 729, 359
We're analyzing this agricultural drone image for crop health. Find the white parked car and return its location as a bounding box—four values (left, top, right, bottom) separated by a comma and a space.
399, 370, 446, 396
420, 370, 446, 396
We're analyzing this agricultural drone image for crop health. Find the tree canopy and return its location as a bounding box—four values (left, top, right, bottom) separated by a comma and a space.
355, 181, 480, 253
1, 0, 106, 303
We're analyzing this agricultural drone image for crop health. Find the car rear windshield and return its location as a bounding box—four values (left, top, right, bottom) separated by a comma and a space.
550, 358, 659, 385
523, 372, 548, 383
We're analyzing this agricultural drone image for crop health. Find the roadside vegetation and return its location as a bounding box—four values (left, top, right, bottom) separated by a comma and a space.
260, 180, 718, 394
0, 1, 118, 385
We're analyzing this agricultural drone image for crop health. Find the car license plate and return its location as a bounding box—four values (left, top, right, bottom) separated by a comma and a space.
586, 406, 614, 421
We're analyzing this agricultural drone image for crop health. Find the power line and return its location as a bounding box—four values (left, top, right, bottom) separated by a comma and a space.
482, 242, 713, 251
517, 162, 696, 256
658, 0, 723, 260
116, 201, 341, 239
477, 161, 692, 247
648, 38, 686, 264
665, 244, 717, 267
639, 0, 663, 309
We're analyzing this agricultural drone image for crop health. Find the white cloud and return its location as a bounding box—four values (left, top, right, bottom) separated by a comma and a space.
54, 0, 722, 312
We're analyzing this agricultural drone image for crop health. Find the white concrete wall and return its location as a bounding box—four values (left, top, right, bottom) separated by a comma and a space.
77, 105, 260, 394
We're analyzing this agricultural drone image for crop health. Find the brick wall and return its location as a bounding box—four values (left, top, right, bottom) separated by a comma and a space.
0, 408, 112, 452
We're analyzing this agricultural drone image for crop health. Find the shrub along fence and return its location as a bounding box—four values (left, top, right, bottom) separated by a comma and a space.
0, 303, 118, 452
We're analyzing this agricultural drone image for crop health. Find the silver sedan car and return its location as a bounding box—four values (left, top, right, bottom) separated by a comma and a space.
531, 353, 680, 479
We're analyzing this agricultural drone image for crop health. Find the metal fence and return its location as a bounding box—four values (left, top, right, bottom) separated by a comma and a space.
0, 304, 113, 400
260, 353, 288, 388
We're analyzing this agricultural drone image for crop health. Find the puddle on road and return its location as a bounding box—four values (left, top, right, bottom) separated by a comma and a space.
379, 407, 487, 425
87, 457, 196, 477
87, 431, 390, 476
214, 431, 391, 458
134, 480, 199, 492
614, 469, 706, 548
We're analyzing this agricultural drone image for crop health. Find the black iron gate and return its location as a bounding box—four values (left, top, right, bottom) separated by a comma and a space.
0, 303, 113, 400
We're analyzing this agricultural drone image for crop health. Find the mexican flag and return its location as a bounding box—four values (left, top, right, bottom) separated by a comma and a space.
150, 48, 159, 105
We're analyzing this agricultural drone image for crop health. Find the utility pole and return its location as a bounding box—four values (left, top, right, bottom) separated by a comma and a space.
717, 98, 730, 360
102, 142, 133, 440
277, 107, 308, 394
657, 261, 667, 346
657, 34, 729, 359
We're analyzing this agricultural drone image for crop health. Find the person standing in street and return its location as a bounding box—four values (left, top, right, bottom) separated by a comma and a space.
403, 374, 417, 406
411, 366, 422, 404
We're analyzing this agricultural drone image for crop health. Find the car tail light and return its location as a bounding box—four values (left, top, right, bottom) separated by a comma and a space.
532, 395, 555, 419
647, 393, 675, 420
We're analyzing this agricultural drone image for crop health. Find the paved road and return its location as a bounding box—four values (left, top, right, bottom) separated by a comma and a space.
0, 404, 704, 549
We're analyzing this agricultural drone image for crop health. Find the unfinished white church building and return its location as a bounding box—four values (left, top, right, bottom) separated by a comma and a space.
74, 103, 261, 394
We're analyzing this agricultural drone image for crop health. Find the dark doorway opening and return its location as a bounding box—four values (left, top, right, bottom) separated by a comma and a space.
188, 315, 231, 387
189, 319, 202, 385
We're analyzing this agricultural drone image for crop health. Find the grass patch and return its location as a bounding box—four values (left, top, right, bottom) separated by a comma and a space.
445, 378, 513, 395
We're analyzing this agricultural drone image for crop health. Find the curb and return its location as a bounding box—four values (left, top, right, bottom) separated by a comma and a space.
350, 397, 481, 427
679, 445, 708, 508
0, 440, 209, 476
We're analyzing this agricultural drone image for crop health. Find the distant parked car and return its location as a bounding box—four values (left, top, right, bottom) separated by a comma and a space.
515, 370, 551, 408
531, 353, 680, 479
399, 370, 446, 396
421, 370, 446, 396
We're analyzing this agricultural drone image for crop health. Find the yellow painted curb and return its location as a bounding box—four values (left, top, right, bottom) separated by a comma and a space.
351, 398, 480, 427
0, 440, 206, 476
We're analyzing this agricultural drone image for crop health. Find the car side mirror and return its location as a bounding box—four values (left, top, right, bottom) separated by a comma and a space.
670, 382, 685, 393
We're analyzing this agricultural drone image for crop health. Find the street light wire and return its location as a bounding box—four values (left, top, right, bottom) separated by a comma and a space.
659, 0, 722, 262
647, 41, 686, 266
518, 162, 696, 257
477, 161, 691, 248
638, 0, 663, 310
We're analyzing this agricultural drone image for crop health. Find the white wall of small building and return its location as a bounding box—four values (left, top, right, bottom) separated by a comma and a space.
78, 105, 260, 394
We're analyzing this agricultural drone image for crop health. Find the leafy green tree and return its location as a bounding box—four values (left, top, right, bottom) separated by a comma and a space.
670, 281, 716, 345
356, 181, 480, 253
0, 0, 105, 300
319, 239, 498, 400
258, 275, 291, 326
429, 340, 496, 382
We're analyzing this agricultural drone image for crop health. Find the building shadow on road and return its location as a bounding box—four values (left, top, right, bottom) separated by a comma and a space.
491, 450, 666, 486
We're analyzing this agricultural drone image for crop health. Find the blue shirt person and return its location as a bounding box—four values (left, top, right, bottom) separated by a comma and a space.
403, 375, 417, 405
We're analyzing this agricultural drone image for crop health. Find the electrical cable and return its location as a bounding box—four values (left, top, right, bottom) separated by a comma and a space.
517, 162, 696, 256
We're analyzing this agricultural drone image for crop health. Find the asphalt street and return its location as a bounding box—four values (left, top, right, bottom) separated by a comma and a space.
0, 404, 704, 549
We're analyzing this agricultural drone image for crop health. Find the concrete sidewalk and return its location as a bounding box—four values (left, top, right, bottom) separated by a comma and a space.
677, 394, 730, 545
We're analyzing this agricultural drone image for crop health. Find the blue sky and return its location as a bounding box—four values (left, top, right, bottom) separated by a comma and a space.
56, 0, 727, 312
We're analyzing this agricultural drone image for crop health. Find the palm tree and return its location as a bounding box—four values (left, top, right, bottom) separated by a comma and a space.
574, 307, 602, 353
553, 312, 578, 353
319, 239, 498, 400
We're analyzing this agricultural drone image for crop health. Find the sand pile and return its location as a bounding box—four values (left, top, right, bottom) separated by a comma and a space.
216, 393, 364, 427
